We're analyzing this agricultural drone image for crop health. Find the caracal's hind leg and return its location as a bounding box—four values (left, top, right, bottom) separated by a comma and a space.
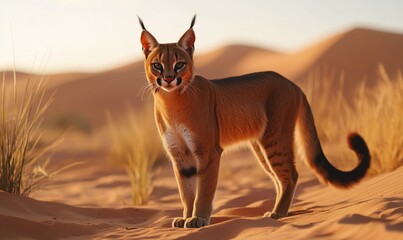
250, 142, 281, 203
259, 135, 298, 219
258, 91, 300, 219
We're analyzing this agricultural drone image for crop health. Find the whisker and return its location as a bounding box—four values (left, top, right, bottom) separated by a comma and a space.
136, 83, 147, 98
136, 82, 152, 101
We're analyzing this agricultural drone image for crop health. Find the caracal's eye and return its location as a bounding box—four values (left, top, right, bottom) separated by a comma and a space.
152, 63, 163, 72
174, 62, 186, 72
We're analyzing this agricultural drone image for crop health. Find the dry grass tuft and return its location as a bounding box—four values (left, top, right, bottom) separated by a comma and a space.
107, 107, 165, 205
0, 72, 56, 196
307, 65, 403, 175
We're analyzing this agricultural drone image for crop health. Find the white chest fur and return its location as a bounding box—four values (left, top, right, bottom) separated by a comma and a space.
162, 124, 197, 159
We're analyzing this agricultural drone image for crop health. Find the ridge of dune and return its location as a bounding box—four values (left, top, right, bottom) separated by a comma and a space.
291, 27, 403, 101
234, 30, 346, 80
195, 44, 281, 78
306, 28, 403, 86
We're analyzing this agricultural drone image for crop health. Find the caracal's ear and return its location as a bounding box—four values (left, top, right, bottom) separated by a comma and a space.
178, 15, 196, 58
138, 16, 159, 58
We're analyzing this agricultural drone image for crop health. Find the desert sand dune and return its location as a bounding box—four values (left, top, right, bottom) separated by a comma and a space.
43, 63, 146, 129
34, 27, 403, 128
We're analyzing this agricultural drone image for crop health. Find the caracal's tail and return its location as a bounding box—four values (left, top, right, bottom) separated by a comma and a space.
295, 95, 370, 188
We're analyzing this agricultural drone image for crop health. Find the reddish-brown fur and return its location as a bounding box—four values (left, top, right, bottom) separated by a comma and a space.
138, 16, 370, 228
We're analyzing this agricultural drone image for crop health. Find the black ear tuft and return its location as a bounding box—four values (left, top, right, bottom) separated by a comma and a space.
138, 17, 159, 58
177, 15, 197, 58
190, 14, 196, 28
138, 16, 146, 30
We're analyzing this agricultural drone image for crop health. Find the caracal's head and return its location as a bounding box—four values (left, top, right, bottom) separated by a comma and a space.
139, 16, 196, 94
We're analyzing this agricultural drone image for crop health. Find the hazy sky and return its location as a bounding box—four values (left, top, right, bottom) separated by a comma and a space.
1, 0, 402, 73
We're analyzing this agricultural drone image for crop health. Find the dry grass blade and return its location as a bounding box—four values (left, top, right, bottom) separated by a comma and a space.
0, 72, 56, 196
107, 107, 165, 205
356, 65, 403, 174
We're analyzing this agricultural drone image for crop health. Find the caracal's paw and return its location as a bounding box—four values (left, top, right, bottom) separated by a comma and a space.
184, 216, 209, 228
172, 217, 186, 228
264, 212, 287, 220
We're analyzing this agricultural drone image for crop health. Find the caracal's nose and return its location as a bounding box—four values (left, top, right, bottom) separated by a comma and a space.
164, 76, 175, 84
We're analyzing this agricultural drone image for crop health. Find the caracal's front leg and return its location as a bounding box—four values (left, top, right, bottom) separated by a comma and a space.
184, 146, 222, 228
171, 160, 196, 228
160, 127, 197, 228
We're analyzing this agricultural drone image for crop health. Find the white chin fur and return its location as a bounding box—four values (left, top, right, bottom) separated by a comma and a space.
161, 86, 178, 92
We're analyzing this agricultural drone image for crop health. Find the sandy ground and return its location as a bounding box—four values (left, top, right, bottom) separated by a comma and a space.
0, 133, 402, 240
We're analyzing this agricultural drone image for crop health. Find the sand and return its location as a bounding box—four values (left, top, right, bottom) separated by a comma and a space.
0, 135, 402, 239
1, 27, 403, 239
